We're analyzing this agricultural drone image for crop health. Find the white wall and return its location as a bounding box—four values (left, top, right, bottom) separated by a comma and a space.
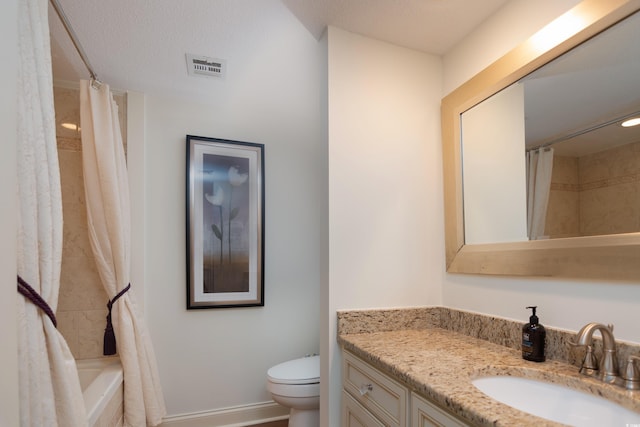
142, 4, 326, 417
0, 0, 19, 425
443, 0, 581, 95
127, 91, 147, 310
324, 27, 443, 427
442, 0, 640, 343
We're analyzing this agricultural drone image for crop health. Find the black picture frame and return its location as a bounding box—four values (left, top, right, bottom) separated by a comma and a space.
186, 135, 264, 309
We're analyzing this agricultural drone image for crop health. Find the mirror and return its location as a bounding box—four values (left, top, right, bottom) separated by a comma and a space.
461, 10, 640, 244
442, 0, 640, 280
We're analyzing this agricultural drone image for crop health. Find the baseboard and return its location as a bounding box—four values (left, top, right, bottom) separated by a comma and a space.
160, 401, 289, 427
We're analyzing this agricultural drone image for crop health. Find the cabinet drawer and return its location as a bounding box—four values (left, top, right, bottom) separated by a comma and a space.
343, 351, 408, 427
342, 390, 386, 427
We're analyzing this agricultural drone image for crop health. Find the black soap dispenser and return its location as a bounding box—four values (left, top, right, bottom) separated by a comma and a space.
522, 306, 546, 362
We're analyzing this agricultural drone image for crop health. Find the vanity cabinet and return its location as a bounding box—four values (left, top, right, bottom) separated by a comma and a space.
342, 350, 468, 427
342, 350, 408, 426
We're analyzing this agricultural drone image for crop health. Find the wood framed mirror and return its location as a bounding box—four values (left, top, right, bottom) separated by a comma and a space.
442, 0, 640, 280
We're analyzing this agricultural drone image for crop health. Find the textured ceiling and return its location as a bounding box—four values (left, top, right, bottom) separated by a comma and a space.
49, 1, 640, 157
279, 0, 511, 54
49, 0, 510, 98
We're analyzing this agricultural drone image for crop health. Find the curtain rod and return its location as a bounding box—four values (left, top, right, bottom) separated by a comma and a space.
526, 109, 640, 153
49, 0, 100, 83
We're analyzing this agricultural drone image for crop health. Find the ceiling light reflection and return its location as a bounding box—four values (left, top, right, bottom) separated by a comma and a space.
61, 122, 80, 131
621, 117, 640, 128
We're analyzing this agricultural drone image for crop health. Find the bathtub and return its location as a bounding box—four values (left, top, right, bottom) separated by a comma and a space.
77, 357, 124, 427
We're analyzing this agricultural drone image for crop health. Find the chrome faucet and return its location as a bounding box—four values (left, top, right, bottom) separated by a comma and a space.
574, 323, 619, 384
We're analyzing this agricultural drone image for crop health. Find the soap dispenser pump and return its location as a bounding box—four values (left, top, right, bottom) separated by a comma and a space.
522, 306, 546, 362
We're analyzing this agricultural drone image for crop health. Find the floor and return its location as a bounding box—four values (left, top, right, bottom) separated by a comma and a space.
251, 421, 287, 427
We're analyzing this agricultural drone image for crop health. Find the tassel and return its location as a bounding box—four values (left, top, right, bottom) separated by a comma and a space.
103, 307, 117, 355
102, 283, 131, 356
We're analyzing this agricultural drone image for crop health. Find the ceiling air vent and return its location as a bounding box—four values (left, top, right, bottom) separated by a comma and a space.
186, 54, 226, 79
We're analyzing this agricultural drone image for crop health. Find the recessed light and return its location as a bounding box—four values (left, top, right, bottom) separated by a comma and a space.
621, 117, 640, 128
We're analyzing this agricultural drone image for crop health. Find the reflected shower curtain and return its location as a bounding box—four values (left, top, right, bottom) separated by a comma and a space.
80, 80, 166, 426
16, 0, 86, 425
526, 147, 554, 240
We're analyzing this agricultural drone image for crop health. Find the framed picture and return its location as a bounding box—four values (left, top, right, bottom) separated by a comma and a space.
186, 135, 264, 309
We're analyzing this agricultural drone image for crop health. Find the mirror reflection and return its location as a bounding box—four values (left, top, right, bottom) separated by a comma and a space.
461, 10, 640, 244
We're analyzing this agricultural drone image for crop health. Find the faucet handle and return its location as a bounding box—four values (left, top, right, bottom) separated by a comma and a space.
618, 355, 640, 390
583, 345, 599, 369
579, 345, 599, 376
569, 341, 599, 376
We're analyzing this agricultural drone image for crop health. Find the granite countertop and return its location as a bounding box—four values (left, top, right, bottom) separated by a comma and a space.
339, 328, 640, 427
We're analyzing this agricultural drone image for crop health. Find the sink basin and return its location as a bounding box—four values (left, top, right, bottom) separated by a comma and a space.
472, 376, 640, 426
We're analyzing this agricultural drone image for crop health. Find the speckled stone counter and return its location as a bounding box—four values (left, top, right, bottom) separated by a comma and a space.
338, 307, 640, 426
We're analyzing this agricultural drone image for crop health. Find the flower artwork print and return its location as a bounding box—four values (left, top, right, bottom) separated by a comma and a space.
186, 135, 264, 309
202, 156, 250, 293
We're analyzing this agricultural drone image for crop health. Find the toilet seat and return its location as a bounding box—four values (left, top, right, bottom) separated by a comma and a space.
267, 381, 320, 399
267, 355, 319, 385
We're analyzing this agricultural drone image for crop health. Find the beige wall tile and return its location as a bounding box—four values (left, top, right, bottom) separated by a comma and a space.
78, 310, 108, 359
607, 181, 640, 234
579, 150, 610, 183
56, 311, 79, 358
545, 189, 579, 238
546, 155, 580, 237
551, 155, 578, 185
548, 142, 640, 238
579, 187, 609, 236
59, 255, 108, 311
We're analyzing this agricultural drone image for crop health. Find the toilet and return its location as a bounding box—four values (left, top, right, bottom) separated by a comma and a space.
267, 355, 320, 427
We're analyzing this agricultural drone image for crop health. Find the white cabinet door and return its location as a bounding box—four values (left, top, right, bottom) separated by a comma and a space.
342, 390, 386, 427
411, 393, 469, 427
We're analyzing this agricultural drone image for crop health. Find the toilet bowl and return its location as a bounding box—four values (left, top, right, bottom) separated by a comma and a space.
267, 355, 320, 427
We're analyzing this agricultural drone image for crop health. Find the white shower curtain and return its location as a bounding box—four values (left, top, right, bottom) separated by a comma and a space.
527, 147, 554, 240
80, 80, 166, 426
16, 0, 87, 425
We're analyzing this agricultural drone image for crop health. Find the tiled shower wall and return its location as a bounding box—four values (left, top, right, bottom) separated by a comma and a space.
545, 155, 580, 238
546, 141, 640, 238
54, 84, 127, 360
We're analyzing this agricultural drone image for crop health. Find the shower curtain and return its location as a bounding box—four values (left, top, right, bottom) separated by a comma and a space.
80, 80, 166, 426
526, 147, 554, 240
16, 0, 87, 425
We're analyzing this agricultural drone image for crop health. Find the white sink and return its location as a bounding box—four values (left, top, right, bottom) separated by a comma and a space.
472, 376, 640, 426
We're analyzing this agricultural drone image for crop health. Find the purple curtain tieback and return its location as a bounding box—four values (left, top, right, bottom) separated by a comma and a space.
17, 275, 57, 328
103, 283, 131, 356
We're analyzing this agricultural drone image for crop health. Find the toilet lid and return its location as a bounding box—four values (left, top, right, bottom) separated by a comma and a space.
267, 355, 320, 385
